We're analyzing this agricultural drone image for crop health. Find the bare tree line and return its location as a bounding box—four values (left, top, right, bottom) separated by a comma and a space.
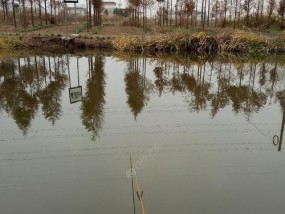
1, 0, 285, 30
0, 0, 102, 29
126, 0, 285, 29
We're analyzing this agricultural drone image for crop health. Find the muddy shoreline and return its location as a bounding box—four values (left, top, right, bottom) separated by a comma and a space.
13, 36, 113, 52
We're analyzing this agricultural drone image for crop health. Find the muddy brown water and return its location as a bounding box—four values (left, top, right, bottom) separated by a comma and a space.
1, 53, 285, 214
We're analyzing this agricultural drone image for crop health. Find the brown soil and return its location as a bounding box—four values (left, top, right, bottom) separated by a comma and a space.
0, 23, 150, 37
12, 35, 113, 53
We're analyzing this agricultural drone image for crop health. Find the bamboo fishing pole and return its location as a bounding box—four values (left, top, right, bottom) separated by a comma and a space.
130, 154, 146, 214
134, 172, 146, 214
130, 154, 136, 214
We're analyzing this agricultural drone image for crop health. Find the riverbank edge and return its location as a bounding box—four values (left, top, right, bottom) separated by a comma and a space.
1, 31, 285, 55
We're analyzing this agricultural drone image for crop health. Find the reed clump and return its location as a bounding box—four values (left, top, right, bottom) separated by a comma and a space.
218, 31, 269, 54
112, 31, 283, 54
112, 36, 146, 51
0, 36, 19, 49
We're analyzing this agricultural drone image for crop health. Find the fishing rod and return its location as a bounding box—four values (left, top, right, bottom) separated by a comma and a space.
130, 154, 136, 214
130, 154, 146, 214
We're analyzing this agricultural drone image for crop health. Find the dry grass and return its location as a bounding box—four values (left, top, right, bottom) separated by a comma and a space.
0, 35, 19, 49
1, 22, 285, 55
218, 31, 269, 53
112, 30, 284, 54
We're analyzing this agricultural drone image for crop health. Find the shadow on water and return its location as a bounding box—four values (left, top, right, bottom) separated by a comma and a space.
80, 55, 106, 141
1, 52, 285, 144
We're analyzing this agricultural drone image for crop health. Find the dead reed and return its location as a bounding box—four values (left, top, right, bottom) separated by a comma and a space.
111, 31, 285, 54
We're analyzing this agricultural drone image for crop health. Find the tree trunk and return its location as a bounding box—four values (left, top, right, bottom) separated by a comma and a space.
44, 0, 47, 24
238, 0, 241, 26
50, 0, 53, 17
30, 0, 34, 26
93, 2, 96, 25
88, 0, 92, 28
207, 0, 210, 27
224, 0, 228, 27
1, 0, 6, 20
281, 12, 284, 29
12, 0, 17, 27
201, 0, 205, 29
229, 0, 233, 23
260, 0, 264, 18
4, 0, 8, 19
170, 0, 172, 26
256, 0, 260, 25
38, 0, 42, 25
246, 0, 250, 26
203, 0, 207, 29
173, 3, 175, 26
22, 0, 27, 27
234, 0, 237, 29
215, 3, 217, 27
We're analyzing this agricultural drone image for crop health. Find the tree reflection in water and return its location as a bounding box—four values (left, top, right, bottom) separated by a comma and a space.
153, 66, 169, 96
125, 58, 154, 119
81, 55, 106, 141
1, 54, 285, 136
0, 56, 67, 135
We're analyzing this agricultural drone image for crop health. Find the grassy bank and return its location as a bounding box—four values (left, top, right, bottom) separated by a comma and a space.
1, 30, 285, 55
112, 31, 285, 54
0, 35, 20, 49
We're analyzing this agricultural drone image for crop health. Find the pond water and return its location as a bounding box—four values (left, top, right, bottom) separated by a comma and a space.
1, 53, 285, 214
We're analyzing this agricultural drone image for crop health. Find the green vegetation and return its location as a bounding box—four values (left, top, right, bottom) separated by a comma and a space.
76, 23, 88, 34
20, 25, 52, 33
92, 25, 103, 34
113, 8, 128, 17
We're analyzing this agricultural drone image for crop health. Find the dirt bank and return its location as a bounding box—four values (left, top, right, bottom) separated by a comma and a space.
12, 35, 113, 52
1, 30, 285, 55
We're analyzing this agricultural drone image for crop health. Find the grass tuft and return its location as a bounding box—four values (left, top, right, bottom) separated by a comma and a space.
0, 36, 19, 49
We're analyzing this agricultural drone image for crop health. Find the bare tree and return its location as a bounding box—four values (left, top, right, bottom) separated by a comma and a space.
256, 0, 261, 24
1, 0, 7, 20
29, 0, 35, 26
212, 0, 221, 27
92, 0, 102, 26
88, 0, 92, 29
128, 0, 142, 27
44, 0, 47, 24
243, 0, 253, 26
222, 0, 228, 27
38, 0, 42, 25
12, 0, 17, 27
267, 0, 276, 24
201, 0, 205, 28
278, 0, 285, 28
20, 0, 28, 27
184, 0, 195, 28
207, 0, 211, 27
234, 0, 238, 28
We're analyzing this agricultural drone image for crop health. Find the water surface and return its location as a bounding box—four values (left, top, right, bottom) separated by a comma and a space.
1, 53, 285, 214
